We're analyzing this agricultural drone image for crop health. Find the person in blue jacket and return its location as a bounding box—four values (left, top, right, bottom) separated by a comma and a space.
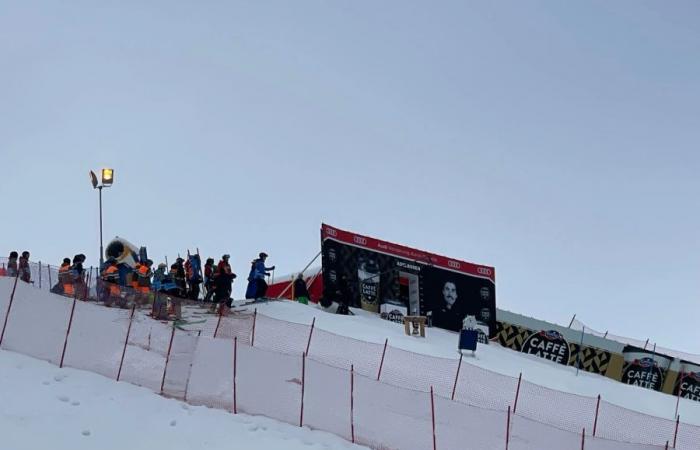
251, 252, 275, 299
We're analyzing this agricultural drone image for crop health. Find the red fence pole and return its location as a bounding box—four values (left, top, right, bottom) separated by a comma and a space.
213, 309, 223, 339
117, 305, 136, 381
350, 364, 355, 443
675, 373, 684, 419
300, 352, 306, 427
48, 265, 52, 291
377, 338, 388, 381
581, 428, 585, 450
305, 317, 316, 355
673, 415, 679, 448
251, 308, 257, 346
451, 355, 463, 401
506, 405, 511, 450
513, 373, 522, 413
430, 386, 437, 450
233, 336, 238, 414
38, 261, 42, 289
160, 326, 176, 394
592, 394, 601, 437
0, 274, 20, 346
59, 298, 77, 368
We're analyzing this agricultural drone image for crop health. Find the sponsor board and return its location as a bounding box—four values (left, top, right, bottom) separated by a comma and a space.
521, 330, 571, 365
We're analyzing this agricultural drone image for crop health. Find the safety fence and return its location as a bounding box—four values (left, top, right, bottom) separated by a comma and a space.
0, 274, 693, 449
0, 275, 669, 450
211, 312, 699, 449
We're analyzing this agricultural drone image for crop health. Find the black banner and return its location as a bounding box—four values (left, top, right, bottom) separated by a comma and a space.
321, 226, 496, 337
621, 346, 672, 391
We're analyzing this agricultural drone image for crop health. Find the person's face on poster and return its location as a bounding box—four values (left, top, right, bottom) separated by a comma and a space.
442, 281, 458, 309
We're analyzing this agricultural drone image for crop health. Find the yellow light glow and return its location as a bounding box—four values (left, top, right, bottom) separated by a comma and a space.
101, 168, 114, 186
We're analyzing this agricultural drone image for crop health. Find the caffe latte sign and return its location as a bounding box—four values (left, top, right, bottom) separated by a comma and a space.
521, 330, 570, 365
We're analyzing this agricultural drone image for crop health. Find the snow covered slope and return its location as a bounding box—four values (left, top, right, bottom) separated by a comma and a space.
0, 349, 364, 450
242, 299, 700, 425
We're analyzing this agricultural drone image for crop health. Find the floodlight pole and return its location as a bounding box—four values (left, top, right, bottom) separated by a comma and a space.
99, 186, 104, 267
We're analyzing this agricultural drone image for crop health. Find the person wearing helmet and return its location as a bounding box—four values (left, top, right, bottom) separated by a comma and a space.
252, 252, 275, 299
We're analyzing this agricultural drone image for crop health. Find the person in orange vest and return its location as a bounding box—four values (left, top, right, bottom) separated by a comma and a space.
56, 258, 73, 296
135, 259, 153, 305
101, 258, 121, 307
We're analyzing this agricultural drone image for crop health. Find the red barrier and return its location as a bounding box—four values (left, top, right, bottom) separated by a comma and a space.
0, 274, 20, 346
451, 355, 462, 401
581, 428, 585, 450
59, 298, 77, 368
593, 394, 601, 436
506, 405, 511, 450
233, 336, 238, 414
117, 305, 136, 381
300, 352, 306, 427
430, 386, 437, 450
673, 415, 679, 448
213, 308, 223, 338
350, 364, 355, 443
513, 372, 522, 413
161, 326, 176, 394
377, 338, 388, 381
305, 317, 316, 355
251, 308, 257, 346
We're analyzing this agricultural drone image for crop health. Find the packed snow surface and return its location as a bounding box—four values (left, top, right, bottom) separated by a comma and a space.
243, 299, 700, 424
0, 349, 365, 450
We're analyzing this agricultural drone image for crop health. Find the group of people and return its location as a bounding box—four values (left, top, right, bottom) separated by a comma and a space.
0, 251, 33, 283
2, 248, 321, 321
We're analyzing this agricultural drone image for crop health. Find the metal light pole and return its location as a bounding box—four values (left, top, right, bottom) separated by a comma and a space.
90, 169, 114, 267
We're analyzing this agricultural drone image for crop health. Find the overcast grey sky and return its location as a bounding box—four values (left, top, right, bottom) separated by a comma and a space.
1, 1, 699, 351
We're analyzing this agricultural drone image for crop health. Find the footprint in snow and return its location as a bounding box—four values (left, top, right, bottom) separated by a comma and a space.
71, 401, 80, 406
82, 430, 91, 437
54, 375, 67, 382
57, 395, 70, 403
170, 420, 177, 427
42, 381, 50, 386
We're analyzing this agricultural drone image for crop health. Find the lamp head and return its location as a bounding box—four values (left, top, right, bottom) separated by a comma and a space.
89, 171, 98, 189
101, 168, 114, 186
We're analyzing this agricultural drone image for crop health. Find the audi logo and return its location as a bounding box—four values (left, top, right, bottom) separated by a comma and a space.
353, 236, 367, 245
325, 228, 337, 237
448, 260, 461, 269
477, 267, 493, 276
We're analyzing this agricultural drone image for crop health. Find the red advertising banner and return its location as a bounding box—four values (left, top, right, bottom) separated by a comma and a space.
321, 224, 495, 283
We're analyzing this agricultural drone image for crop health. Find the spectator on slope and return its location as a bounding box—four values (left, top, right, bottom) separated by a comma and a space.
169, 263, 184, 320
52, 258, 72, 296
18, 251, 31, 283
7, 251, 19, 278
101, 258, 121, 307
135, 259, 153, 305
334, 273, 352, 315
186, 253, 202, 300
293, 273, 310, 305
172, 257, 187, 299
245, 259, 257, 299
202, 258, 216, 302
217, 254, 234, 295
252, 252, 275, 299
71, 254, 88, 301
212, 267, 236, 313
152, 263, 172, 320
